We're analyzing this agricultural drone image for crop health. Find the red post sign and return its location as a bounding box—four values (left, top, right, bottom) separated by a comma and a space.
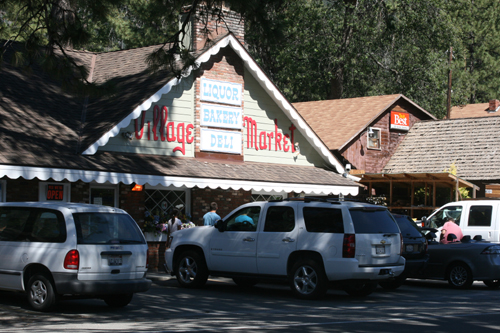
47, 185, 64, 201
390, 111, 410, 131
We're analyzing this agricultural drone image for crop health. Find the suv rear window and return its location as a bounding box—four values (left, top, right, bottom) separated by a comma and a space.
303, 207, 344, 233
393, 215, 422, 238
349, 208, 399, 233
74, 212, 145, 244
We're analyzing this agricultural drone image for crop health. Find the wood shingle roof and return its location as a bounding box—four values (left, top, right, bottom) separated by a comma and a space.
383, 117, 500, 180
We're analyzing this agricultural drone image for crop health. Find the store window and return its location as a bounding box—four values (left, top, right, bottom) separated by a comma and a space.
144, 185, 191, 218
367, 127, 381, 149
90, 184, 118, 207
0, 180, 5, 202
39, 182, 71, 202
251, 190, 287, 202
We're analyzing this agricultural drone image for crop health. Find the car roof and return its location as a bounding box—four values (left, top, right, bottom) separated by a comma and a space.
0, 202, 127, 214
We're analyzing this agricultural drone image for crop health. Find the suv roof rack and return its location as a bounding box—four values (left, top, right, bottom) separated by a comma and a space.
277, 196, 362, 203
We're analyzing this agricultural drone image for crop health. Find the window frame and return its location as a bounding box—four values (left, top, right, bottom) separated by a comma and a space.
367, 127, 381, 150
89, 182, 119, 207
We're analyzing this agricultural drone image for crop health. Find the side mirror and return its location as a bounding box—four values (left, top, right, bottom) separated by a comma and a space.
214, 219, 225, 232
421, 216, 427, 227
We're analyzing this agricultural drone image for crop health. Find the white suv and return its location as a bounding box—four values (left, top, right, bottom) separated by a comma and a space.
165, 198, 405, 299
0, 202, 151, 311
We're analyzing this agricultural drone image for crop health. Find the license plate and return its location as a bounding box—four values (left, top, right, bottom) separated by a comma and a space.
108, 255, 122, 266
375, 245, 385, 254
406, 244, 414, 252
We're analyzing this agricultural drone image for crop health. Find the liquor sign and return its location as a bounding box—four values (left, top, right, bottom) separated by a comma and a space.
47, 184, 64, 201
200, 128, 242, 154
390, 111, 410, 131
200, 78, 242, 106
201, 103, 242, 129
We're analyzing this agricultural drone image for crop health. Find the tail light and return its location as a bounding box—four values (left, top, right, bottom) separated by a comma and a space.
400, 235, 404, 255
146, 249, 149, 269
343, 234, 355, 258
64, 250, 79, 270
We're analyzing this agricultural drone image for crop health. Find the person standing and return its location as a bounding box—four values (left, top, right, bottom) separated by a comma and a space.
168, 209, 183, 234
203, 202, 221, 226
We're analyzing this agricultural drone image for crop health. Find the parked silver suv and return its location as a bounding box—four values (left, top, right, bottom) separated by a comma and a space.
165, 198, 405, 299
0, 202, 151, 311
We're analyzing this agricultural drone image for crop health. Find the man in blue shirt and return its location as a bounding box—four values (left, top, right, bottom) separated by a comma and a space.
203, 202, 221, 226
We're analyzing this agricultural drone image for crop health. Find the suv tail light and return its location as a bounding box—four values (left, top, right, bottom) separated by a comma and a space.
343, 234, 355, 258
146, 249, 149, 269
64, 249, 79, 270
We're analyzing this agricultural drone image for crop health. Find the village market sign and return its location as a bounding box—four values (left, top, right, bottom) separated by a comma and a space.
133, 78, 298, 156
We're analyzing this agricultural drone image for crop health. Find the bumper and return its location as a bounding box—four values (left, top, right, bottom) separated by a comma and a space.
324, 257, 406, 281
52, 272, 152, 295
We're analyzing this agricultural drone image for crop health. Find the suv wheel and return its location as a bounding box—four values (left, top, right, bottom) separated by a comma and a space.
103, 293, 133, 307
175, 250, 208, 288
289, 259, 328, 300
27, 274, 57, 312
342, 282, 378, 297
447, 263, 473, 289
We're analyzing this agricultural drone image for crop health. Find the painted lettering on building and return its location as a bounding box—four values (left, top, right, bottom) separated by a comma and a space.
200, 78, 242, 106
200, 128, 242, 154
201, 103, 242, 129
243, 117, 296, 153
134, 106, 194, 155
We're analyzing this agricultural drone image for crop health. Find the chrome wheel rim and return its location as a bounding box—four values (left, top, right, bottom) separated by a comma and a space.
30, 280, 48, 305
450, 266, 468, 286
293, 265, 318, 295
179, 256, 197, 283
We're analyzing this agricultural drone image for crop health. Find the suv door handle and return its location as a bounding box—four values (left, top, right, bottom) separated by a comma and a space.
282, 237, 295, 243
243, 237, 255, 242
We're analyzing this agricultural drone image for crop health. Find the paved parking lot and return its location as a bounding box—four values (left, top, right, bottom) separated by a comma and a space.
1, 275, 500, 332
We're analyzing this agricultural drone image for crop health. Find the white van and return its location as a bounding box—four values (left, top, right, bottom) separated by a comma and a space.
422, 199, 500, 242
0, 202, 151, 311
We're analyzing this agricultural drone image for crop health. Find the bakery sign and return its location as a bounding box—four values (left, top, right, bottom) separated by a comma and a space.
390, 111, 410, 131
200, 78, 243, 154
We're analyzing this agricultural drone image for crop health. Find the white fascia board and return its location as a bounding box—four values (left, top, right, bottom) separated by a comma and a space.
0, 165, 359, 196
81, 35, 346, 174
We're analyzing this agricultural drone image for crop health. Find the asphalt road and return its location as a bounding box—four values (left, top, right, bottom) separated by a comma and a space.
1, 274, 500, 332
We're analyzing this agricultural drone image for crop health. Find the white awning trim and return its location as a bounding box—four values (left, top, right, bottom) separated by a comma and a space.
0, 165, 359, 196
81, 35, 346, 174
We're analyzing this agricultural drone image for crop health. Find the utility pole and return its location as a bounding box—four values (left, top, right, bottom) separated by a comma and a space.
447, 46, 453, 119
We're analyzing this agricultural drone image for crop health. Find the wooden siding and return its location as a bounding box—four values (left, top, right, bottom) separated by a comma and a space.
100, 76, 195, 157
340, 103, 424, 173
243, 69, 323, 167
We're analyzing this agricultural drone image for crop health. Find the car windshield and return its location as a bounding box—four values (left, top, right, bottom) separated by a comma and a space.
428, 206, 463, 229
393, 215, 423, 238
349, 208, 400, 233
74, 212, 145, 244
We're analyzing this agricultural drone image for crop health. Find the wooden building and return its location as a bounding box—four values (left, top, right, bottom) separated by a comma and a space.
293, 95, 436, 174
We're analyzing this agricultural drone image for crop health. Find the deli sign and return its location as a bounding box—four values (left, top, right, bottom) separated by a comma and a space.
390, 111, 410, 131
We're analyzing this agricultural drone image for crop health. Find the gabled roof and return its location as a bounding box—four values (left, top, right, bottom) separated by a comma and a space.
293, 94, 436, 151
0, 34, 360, 194
450, 103, 500, 119
383, 117, 500, 181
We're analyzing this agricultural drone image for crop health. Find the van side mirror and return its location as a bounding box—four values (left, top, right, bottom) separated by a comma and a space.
214, 219, 225, 232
